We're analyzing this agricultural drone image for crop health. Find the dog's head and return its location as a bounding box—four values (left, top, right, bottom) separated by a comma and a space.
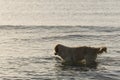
98, 47, 107, 54
54, 44, 66, 59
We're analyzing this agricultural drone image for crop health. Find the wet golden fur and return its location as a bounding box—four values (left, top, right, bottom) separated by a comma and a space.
54, 44, 107, 66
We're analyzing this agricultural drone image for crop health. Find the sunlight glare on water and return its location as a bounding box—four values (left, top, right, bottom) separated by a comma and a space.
0, 0, 120, 26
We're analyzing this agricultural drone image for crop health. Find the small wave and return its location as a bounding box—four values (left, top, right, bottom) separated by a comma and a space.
42, 34, 107, 41
84, 26, 120, 33
42, 35, 83, 40
0, 25, 44, 30
0, 25, 119, 30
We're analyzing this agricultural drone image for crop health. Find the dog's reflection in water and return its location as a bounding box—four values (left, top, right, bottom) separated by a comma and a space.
55, 57, 98, 69
54, 57, 98, 72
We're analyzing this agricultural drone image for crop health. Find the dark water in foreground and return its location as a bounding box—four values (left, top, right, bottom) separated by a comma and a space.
0, 26, 120, 80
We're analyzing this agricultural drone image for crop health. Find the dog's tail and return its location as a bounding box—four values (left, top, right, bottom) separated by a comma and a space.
97, 47, 107, 54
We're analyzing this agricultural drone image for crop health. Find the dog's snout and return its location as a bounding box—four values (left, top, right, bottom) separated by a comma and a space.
54, 52, 57, 55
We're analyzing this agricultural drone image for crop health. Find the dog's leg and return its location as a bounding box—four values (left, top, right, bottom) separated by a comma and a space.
85, 53, 98, 68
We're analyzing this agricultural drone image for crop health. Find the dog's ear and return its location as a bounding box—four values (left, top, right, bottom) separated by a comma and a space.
54, 44, 59, 55
55, 44, 60, 52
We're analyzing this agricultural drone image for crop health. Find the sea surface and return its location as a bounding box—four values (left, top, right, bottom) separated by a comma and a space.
0, 0, 120, 80
0, 25, 120, 80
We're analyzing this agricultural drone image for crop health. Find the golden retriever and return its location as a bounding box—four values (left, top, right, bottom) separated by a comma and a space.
54, 44, 107, 67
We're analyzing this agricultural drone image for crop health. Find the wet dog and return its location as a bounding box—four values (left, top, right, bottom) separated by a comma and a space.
54, 44, 107, 67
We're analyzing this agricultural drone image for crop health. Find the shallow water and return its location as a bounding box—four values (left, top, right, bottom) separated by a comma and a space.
0, 26, 120, 80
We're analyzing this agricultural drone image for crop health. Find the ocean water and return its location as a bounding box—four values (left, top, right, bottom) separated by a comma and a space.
0, 0, 120, 80
0, 25, 120, 80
